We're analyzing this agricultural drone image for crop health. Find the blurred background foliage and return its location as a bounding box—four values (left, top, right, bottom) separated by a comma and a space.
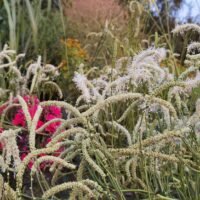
0, 0, 199, 100
0, 0, 69, 63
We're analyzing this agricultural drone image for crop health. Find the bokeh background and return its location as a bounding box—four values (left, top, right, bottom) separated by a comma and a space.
0, 0, 199, 100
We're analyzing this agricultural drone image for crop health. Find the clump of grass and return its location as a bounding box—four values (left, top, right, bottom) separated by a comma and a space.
0, 44, 61, 101
0, 0, 67, 63
0, 14, 200, 200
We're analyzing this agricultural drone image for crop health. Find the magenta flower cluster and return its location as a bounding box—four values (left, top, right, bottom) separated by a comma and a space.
0, 95, 63, 169
12, 95, 62, 133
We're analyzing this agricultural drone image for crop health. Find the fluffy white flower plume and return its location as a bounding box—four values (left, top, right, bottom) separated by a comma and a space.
172, 23, 200, 35
0, 129, 21, 170
126, 48, 168, 90
73, 72, 91, 103
187, 42, 200, 54
130, 48, 166, 68
185, 72, 200, 93
73, 47, 172, 103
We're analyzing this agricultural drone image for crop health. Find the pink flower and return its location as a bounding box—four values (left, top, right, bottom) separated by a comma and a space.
48, 106, 62, 117
12, 111, 26, 127
45, 114, 61, 133
12, 96, 39, 128
20, 153, 34, 169
23, 95, 40, 105
28, 160, 34, 169
20, 153, 27, 160
29, 105, 38, 119
43, 106, 62, 133
5, 95, 63, 171
12, 96, 43, 128
1, 95, 64, 170
44, 106, 62, 119
45, 114, 57, 121
37, 120, 44, 129
54, 146, 65, 157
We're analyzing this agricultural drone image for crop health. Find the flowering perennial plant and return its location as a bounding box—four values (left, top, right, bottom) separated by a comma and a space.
0, 24, 200, 200
0, 95, 62, 170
